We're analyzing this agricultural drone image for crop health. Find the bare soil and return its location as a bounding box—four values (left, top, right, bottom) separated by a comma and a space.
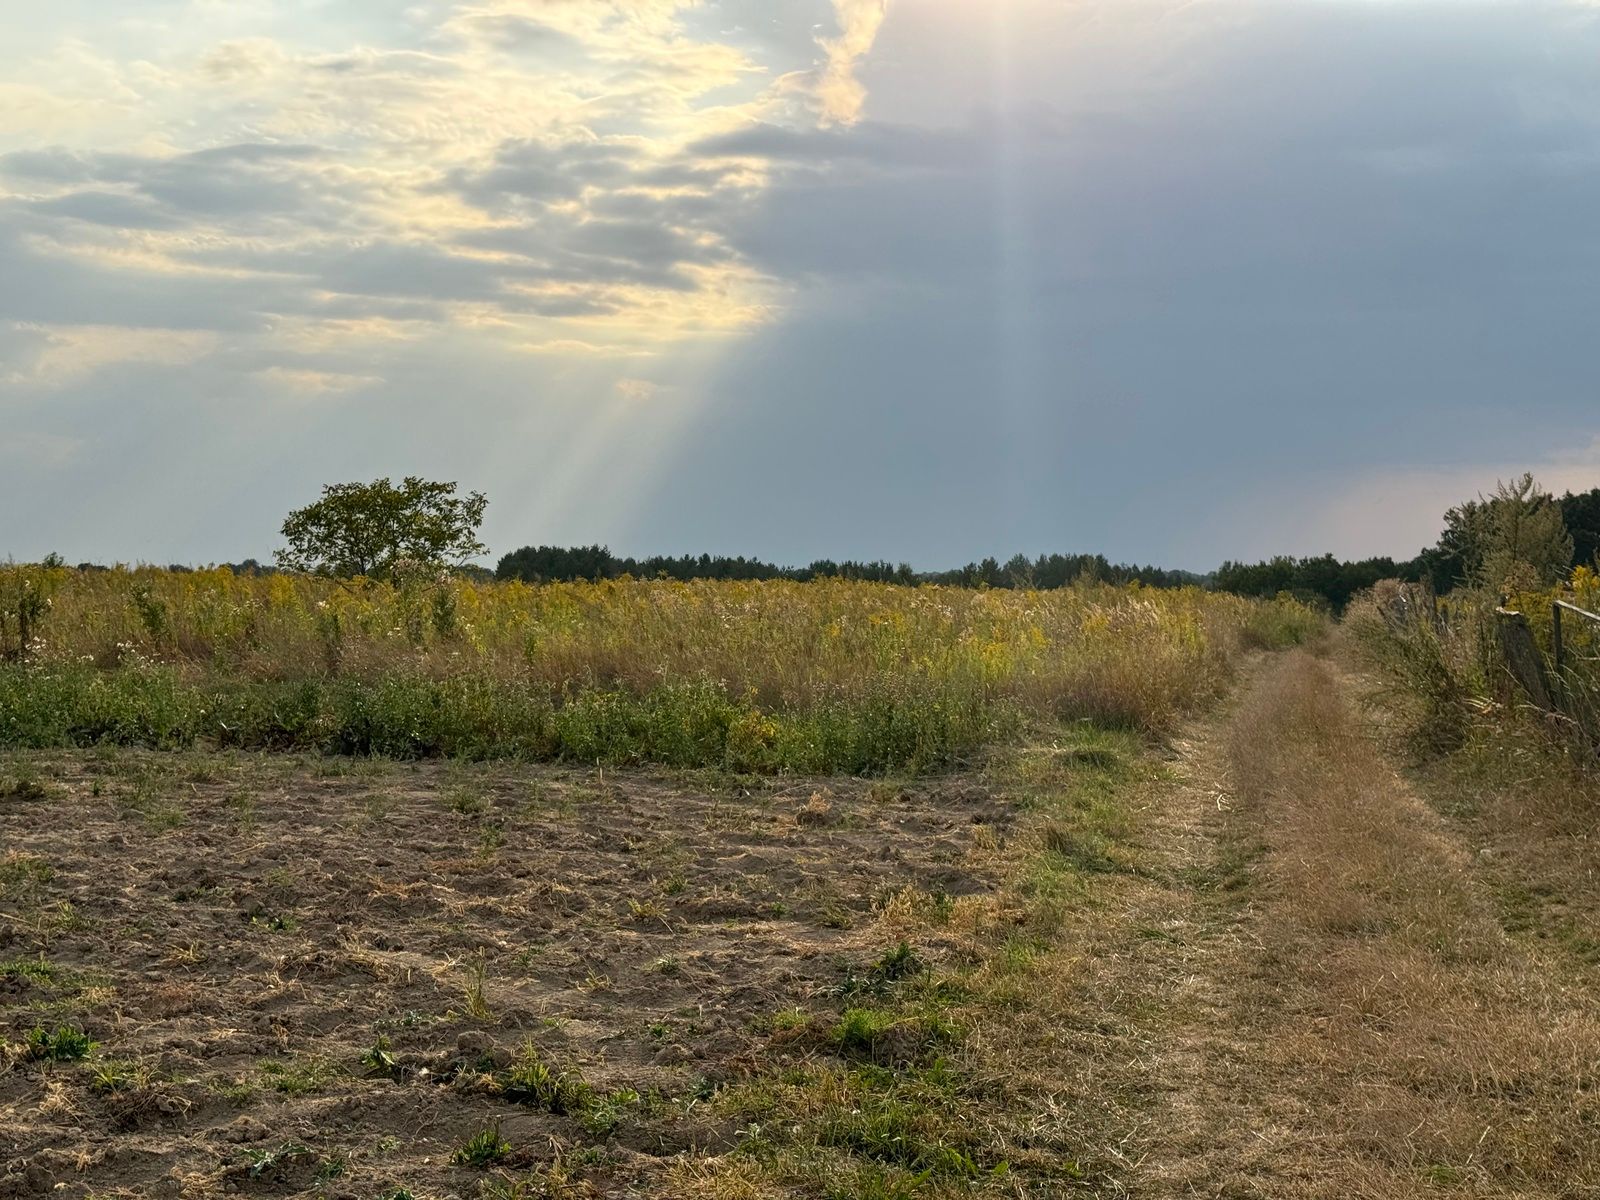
0, 754, 1012, 1199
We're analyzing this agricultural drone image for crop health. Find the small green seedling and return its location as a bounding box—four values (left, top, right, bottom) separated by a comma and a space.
452, 1123, 511, 1168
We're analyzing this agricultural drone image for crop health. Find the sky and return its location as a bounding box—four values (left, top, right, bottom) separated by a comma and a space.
1, 0, 1598, 572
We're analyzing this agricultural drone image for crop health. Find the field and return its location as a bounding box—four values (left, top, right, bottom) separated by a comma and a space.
1, 747, 1051, 1198
6, 569, 1600, 1197
0, 569, 1313, 771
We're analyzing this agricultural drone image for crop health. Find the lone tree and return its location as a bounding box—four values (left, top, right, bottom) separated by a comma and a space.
1438, 473, 1573, 592
277, 477, 488, 580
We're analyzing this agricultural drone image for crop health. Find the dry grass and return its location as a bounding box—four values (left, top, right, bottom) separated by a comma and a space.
1220, 651, 1600, 1197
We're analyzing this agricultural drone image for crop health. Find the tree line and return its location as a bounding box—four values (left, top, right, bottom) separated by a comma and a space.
1216, 481, 1600, 609
41, 475, 1600, 613
494, 545, 1200, 590
501, 480, 1597, 610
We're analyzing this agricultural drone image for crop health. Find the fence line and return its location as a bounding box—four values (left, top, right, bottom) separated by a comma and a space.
1553, 599, 1600, 677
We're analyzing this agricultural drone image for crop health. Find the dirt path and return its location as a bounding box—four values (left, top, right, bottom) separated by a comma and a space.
1095, 650, 1600, 1198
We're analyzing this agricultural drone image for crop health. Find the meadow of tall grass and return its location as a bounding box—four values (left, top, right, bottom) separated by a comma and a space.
0, 566, 1319, 772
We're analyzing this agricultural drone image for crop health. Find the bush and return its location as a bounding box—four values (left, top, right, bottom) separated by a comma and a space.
1343, 586, 1484, 755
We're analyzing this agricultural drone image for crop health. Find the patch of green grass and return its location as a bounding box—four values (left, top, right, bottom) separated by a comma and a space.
833, 942, 927, 1002
452, 1123, 511, 1168
499, 1043, 591, 1115
833, 1008, 899, 1055
720, 1064, 1002, 1193
817, 1091, 985, 1176
0, 954, 60, 985
830, 1007, 957, 1065
581, 1087, 642, 1137
1038, 821, 1124, 875
0, 664, 1017, 776
1178, 838, 1266, 896
0, 769, 51, 800
764, 1007, 809, 1033
477, 819, 506, 856
89, 1058, 157, 1094
0, 852, 52, 902
209, 1075, 259, 1106
257, 1054, 340, 1096
446, 784, 488, 816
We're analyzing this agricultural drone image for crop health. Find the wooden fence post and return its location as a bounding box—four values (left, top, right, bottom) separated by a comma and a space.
1496, 608, 1554, 711
1552, 601, 1565, 700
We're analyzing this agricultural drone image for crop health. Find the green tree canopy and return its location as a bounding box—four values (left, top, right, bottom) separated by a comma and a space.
277, 477, 488, 580
1473, 473, 1573, 590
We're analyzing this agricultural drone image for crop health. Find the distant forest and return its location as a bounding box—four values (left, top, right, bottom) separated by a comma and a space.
493, 546, 1201, 591
1214, 486, 1600, 609
499, 486, 1600, 611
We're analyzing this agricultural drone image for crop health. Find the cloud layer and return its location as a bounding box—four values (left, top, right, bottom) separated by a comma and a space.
3, 1, 1599, 569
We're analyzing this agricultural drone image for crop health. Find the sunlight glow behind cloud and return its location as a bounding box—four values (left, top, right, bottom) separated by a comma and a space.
817, 0, 891, 125
0, 0, 883, 395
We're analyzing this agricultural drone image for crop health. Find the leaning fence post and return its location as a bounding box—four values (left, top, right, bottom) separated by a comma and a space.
1496, 608, 1554, 711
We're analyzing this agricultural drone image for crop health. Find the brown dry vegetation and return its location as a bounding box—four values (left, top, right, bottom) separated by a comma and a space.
5, 639, 1599, 1199
1194, 651, 1600, 1196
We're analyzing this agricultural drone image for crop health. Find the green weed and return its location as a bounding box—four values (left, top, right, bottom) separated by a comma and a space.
24, 1024, 94, 1061
500, 1043, 591, 1114
452, 1123, 511, 1168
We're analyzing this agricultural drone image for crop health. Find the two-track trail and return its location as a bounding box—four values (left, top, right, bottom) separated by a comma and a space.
1079, 650, 1600, 1199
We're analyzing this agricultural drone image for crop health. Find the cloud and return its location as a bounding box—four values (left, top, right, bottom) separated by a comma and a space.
615, 377, 658, 402
7, 0, 1600, 572
816, 0, 889, 126
28, 190, 179, 229
448, 137, 644, 211
0, 321, 216, 389
256, 366, 383, 397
